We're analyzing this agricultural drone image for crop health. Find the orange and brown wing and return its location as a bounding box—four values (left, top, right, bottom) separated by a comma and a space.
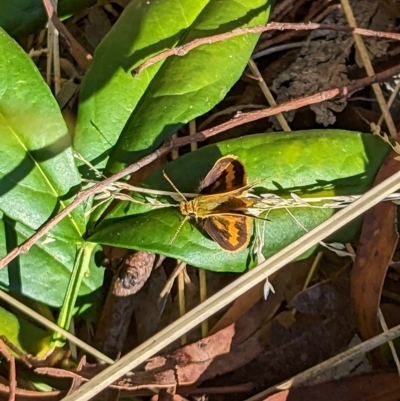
199, 155, 247, 194
202, 215, 251, 252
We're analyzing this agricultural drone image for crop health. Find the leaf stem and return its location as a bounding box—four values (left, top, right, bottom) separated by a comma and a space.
52, 242, 96, 345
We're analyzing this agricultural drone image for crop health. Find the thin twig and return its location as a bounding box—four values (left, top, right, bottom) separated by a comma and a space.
185, 62, 400, 143
256, 3, 340, 52
247, 58, 291, 131
377, 308, 400, 374
132, 22, 400, 76
0, 338, 16, 401
41, 0, 92, 71
0, 142, 172, 269
178, 266, 187, 346
197, 104, 265, 131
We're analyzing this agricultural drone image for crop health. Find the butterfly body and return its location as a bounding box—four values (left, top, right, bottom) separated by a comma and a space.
179, 192, 254, 218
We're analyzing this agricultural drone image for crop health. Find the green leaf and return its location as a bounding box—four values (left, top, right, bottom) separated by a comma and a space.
0, 0, 97, 38
89, 130, 390, 272
0, 214, 104, 312
0, 30, 102, 320
0, 306, 51, 356
0, 28, 85, 243
74, 0, 272, 176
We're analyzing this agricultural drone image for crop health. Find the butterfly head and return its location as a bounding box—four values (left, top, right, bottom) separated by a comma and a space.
179, 200, 197, 219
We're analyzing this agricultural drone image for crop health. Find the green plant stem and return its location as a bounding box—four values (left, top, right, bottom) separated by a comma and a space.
52, 242, 96, 345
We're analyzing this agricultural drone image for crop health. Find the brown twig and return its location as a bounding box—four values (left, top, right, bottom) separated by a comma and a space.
0, 143, 172, 269
132, 22, 400, 76
0, 338, 16, 401
1, 63, 400, 270
0, 336, 33, 368
256, 3, 340, 52
42, 0, 92, 71
184, 62, 400, 144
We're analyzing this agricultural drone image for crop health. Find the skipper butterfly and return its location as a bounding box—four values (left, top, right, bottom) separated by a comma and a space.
165, 155, 260, 252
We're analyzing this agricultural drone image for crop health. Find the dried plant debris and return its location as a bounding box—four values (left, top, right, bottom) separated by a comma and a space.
271, 0, 394, 127
84, 5, 113, 49
93, 250, 156, 358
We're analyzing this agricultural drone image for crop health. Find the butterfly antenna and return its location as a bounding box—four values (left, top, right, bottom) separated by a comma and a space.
169, 215, 190, 245
163, 171, 188, 202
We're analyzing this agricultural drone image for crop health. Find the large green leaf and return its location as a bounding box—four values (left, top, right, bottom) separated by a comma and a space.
0, 214, 104, 311
0, 0, 97, 38
89, 130, 390, 272
0, 30, 103, 321
74, 0, 272, 177
0, 28, 84, 243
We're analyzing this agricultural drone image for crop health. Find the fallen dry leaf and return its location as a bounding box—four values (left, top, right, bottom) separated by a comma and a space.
262, 370, 400, 401
351, 147, 399, 366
